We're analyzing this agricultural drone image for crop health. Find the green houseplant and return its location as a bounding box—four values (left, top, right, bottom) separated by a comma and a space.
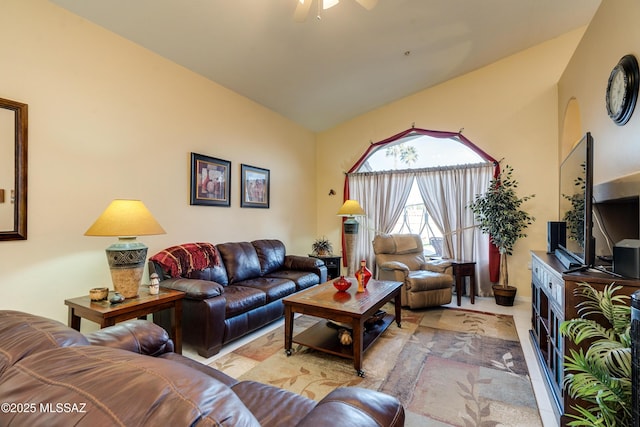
559, 283, 632, 426
468, 164, 535, 305
311, 237, 333, 256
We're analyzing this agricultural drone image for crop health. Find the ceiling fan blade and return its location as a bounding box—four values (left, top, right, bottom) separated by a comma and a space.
294, 0, 313, 22
355, 0, 377, 10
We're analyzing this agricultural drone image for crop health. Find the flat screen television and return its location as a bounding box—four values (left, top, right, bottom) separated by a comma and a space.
557, 132, 594, 269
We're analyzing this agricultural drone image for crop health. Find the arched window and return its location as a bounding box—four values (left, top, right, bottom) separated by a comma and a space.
356, 134, 487, 256
357, 134, 486, 171
344, 128, 499, 297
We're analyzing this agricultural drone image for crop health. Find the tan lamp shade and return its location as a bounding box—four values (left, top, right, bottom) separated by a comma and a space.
85, 199, 165, 299
85, 199, 166, 237
337, 200, 365, 217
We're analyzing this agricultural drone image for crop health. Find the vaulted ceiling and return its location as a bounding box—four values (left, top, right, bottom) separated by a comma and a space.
51, 0, 601, 131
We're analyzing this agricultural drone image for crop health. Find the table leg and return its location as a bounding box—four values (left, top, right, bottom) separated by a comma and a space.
173, 300, 183, 354
68, 308, 81, 331
284, 305, 293, 356
101, 319, 116, 328
394, 292, 402, 328
470, 274, 476, 304
352, 319, 364, 377
455, 271, 463, 306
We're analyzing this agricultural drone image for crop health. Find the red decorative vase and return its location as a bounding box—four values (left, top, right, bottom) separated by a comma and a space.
333, 276, 351, 292
355, 259, 372, 292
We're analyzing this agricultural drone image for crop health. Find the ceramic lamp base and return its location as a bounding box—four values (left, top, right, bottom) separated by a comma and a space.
105, 238, 147, 298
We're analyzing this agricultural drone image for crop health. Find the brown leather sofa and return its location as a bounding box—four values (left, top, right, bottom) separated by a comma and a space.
149, 240, 327, 357
0, 310, 405, 427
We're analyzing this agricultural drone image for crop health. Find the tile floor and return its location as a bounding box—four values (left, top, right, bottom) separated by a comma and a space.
184, 295, 559, 427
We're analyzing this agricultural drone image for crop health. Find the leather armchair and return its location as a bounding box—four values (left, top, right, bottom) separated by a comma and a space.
373, 234, 453, 308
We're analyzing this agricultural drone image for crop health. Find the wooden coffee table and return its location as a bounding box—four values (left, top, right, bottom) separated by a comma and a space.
65, 287, 185, 354
283, 278, 402, 377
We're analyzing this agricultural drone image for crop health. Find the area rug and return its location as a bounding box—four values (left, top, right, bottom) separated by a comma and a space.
209, 306, 542, 426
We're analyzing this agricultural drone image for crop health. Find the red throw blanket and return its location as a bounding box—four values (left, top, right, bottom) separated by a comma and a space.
150, 242, 220, 278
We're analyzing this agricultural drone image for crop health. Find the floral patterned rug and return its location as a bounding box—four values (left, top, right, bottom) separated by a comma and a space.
209, 306, 542, 426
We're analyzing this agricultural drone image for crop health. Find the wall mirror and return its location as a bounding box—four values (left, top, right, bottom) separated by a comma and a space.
0, 97, 27, 241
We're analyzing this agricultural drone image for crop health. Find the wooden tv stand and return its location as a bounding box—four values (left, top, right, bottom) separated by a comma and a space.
530, 251, 640, 426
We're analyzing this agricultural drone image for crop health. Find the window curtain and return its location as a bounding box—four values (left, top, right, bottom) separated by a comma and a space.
346, 171, 413, 275
415, 163, 495, 296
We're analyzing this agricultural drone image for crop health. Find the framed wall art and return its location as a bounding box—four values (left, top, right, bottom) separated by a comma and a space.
240, 164, 270, 208
190, 152, 231, 207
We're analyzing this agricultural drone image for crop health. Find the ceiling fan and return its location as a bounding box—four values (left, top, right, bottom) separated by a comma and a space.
294, 0, 378, 22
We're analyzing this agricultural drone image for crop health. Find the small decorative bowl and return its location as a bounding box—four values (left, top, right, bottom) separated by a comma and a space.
333, 276, 351, 292
89, 287, 109, 301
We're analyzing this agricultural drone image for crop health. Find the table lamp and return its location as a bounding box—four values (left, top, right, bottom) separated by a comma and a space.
337, 199, 365, 275
85, 199, 166, 299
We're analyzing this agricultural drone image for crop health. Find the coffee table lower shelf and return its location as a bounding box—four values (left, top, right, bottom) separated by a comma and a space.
289, 314, 395, 369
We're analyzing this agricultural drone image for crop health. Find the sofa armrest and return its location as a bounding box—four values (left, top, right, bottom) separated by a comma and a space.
85, 320, 174, 356
284, 255, 328, 283
296, 387, 404, 427
284, 254, 322, 271
379, 261, 409, 274
160, 277, 225, 300
377, 261, 409, 283
422, 259, 453, 275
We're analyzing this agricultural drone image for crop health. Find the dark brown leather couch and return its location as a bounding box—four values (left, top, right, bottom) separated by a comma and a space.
0, 310, 405, 427
149, 239, 327, 357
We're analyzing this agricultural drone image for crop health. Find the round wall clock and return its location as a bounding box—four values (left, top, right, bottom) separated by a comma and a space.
605, 54, 640, 126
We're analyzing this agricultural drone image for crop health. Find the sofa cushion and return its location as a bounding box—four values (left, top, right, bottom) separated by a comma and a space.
185, 263, 229, 285
224, 285, 267, 317
218, 242, 262, 283
237, 277, 296, 302
252, 239, 286, 275
0, 346, 261, 426
265, 270, 319, 291
0, 310, 89, 376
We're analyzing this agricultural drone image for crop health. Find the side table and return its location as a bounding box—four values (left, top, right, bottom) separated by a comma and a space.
65, 287, 185, 354
450, 260, 476, 306
309, 255, 341, 280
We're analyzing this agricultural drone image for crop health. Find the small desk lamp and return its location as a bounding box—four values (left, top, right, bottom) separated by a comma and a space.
85, 199, 166, 299
337, 199, 365, 275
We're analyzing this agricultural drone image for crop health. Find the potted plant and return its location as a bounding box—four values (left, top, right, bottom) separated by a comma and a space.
559, 283, 632, 426
468, 164, 535, 306
311, 237, 333, 256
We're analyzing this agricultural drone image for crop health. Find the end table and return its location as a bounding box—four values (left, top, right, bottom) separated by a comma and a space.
309, 255, 341, 280
65, 287, 185, 354
451, 260, 476, 306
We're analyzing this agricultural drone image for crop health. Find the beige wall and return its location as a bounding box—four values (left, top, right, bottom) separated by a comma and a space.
316, 29, 588, 297
559, 0, 640, 184
0, 0, 317, 324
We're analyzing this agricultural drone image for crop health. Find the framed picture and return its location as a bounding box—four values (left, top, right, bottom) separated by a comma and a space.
190, 152, 231, 207
240, 164, 270, 208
